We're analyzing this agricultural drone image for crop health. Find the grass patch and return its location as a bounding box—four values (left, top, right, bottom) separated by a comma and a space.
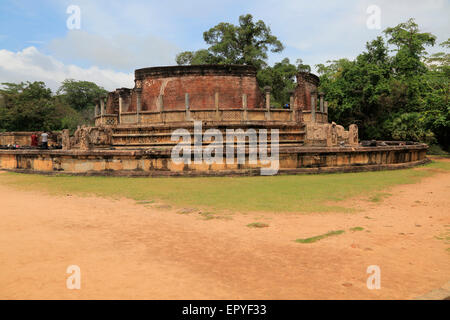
0, 160, 444, 214
247, 222, 269, 228
295, 230, 345, 243
368, 192, 392, 203
427, 145, 449, 156
136, 200, 154, 205
199, 212, 216, 220
198, 211, 231, 220
423, 160, 450, 171
350, 226, 364, 232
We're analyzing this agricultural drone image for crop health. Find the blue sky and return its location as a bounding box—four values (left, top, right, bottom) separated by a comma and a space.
0, 0, 449, 91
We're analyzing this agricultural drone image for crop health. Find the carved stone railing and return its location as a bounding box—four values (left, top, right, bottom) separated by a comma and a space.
94, 114, 118, 126
95, 108, 304, 126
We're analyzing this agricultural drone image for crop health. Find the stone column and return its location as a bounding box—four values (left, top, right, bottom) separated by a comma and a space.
100, 96, 105, 125
215, 92, 220, 121
136, 88, 142, 123
242, 93, 248, 121
61, 129, 71, 150
264, 86, 271, 121
324, 101, 328, 114
288, 89, 295, 122
319, 92, 325, 112
158, 95, 164, 123
349, 124, 358, 146
118, 93, 123, 124
310, 91, 316, 123
94, 99, 99, 117
264, 86, 271, 110
185, 93, 191, 121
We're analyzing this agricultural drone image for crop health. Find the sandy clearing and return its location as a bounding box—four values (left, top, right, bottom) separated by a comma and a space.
0, 169, 449, 299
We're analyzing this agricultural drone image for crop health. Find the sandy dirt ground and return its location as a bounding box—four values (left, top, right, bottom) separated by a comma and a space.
0, 167, 449, 300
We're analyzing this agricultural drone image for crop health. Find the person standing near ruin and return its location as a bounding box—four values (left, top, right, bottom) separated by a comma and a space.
31, 133, 38, 147
41, 132, 48, 149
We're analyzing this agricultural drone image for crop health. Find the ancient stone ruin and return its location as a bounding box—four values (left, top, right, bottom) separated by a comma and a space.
0, 65, 429, 176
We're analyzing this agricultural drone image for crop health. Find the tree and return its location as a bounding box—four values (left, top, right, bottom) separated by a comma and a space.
384, 18, 436, 76
0, 81, 97, 133
57, 79, 108, 112
0, 82, 60, 131
317, 19, 448, 149
176, 49, 220, 65
257, 58, 306, 106
176, 14, 284, 70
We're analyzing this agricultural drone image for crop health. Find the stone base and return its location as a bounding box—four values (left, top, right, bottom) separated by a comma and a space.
0, 144, 429, 177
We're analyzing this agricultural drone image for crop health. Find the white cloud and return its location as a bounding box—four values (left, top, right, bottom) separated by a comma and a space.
253, 0, 450, 71
0, 47, 133, 91
48, 30, 180, 71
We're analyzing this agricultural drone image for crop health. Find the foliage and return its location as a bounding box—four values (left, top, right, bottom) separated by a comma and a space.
0, 80, 100, 132
175, 14, 312, 106
256, 58, 308, 106
317, 19, 449, 149
176, 14, 284, 70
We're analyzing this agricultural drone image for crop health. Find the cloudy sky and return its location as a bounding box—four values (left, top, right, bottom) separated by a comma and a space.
0, 0, 448, 91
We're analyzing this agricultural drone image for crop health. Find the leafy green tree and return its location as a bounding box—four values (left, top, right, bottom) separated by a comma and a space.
176, 49, 220, 65
57, 79, 108, 112
257, 58, 306, 106
0, 81, 96, 132
317, 19, 448, 149
0, 82, 60, 131
176, 14, 284, 70
384, 18, 436, 76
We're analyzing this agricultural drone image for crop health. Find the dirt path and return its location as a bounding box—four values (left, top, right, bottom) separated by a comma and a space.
0, 169, 449, 299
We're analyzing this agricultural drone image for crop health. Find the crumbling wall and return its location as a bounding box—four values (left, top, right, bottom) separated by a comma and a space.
305, 122, 359, 147
66, 126, 113, 150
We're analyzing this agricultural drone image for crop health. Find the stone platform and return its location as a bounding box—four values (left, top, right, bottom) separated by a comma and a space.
0, 143, 429, 177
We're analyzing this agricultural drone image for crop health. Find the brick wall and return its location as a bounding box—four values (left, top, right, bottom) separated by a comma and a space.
140, 75, 263, 111
294, 72, 319, 111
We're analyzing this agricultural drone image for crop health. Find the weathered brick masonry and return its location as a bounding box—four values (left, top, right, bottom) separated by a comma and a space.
134, 65, 263, 111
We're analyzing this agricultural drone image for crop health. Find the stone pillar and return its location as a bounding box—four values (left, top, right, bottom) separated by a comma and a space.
136, 88, 142, 123
319, 92, 325, 112
242, 94, 248, 121
118, 93, 123, 124
264, 86, 271, 110
325, 123, 338, 147
264, 86, 271, 121
185, 93, 191, 121
324, 101, 328, 114
311, 92, 316, 123
61, 129, 71, 150
288, 89, 295, 122
158, 95, 164, 123
100, 96, 105, 125
94, 99, 99, 117
349, 124, 358, 146
100, 97, 105, 115
215, 92, 220, 121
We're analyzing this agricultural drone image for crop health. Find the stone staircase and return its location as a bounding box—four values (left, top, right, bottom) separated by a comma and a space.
109, 123, 306, 149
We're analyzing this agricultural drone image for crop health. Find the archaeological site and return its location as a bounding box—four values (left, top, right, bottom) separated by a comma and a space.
0, 64, 429, 176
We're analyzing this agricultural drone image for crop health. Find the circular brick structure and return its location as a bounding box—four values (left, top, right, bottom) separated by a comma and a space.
133, 65, 264, 111
0, 65, 430, 177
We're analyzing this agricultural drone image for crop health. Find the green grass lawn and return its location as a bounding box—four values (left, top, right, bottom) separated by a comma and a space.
0, 160, 448, 213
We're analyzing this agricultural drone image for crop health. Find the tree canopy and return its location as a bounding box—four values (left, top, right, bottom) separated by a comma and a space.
317, 19, 449, 149
176, 14, 284, 70
0, 79, 106, 132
